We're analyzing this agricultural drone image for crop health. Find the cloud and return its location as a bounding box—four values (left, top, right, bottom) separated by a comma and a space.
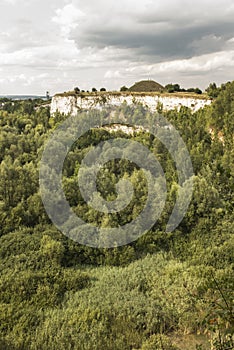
52, 3, 85, 37
158, 50, 234, 73
103, 48, 234, 89
0, 72, 49, 88
70, 0, 234, 58
2, 0, 30, 6
0, 0, 234, 93
104, 70, 123, 79
2, 0, 16, 4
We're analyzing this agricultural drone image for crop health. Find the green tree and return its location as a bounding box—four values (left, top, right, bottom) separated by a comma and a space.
206, 82, 220, 98
120, 86, 129, 91
74, 87, 80, 94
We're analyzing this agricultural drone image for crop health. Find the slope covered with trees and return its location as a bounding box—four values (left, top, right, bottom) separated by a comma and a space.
0, 82, 233, 349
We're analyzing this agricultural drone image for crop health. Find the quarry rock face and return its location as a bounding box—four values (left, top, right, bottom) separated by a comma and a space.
51, 93, 212, 116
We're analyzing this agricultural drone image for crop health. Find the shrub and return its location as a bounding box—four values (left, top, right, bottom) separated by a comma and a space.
120, 86, 129, 91
141, 334, 178, 350
74, 87, 80, 94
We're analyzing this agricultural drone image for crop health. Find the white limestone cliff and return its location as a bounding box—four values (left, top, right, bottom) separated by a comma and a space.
51, 93, 212, 116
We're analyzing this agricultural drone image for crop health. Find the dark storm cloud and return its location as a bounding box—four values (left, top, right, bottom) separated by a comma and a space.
72, 16, 234, 62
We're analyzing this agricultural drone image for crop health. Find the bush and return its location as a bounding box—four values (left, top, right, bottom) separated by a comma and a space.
74, 87, 80, 94
187, 88, 202, 94
120, 86, 129, 91
205, 83, 220, 98
141, 334, 178, 350
165, 83, 180, 93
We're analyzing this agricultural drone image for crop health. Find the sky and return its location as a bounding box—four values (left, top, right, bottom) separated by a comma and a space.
0, 0, 234, 95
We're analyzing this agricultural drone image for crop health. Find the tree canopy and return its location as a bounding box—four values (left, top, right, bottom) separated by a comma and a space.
0, 82, 233, 349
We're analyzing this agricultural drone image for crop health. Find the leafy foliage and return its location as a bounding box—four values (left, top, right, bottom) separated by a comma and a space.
165, 83, 202, 94
0, 82, 233, 349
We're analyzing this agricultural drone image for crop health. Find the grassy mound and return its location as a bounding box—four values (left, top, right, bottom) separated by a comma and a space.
129, 80, 164, 92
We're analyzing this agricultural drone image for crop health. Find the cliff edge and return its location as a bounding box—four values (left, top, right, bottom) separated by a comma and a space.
51, 92, 212, 116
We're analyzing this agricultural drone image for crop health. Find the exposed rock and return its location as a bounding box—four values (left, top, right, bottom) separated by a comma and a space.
51, 92, 212, 116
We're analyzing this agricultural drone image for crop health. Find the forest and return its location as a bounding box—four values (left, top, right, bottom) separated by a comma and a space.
0, 81, 233, 349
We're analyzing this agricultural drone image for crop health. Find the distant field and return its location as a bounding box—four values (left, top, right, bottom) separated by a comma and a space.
0, 95, 47, 100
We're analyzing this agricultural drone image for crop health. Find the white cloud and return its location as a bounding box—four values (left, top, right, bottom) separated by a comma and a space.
104, 70, 122, 79
157, 50, 234, 73
52, 3, 85, 37
2, 0, 16, 4
116, 49, 234, 79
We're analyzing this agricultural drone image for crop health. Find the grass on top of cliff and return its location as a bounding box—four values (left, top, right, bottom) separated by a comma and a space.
54, 90, 210, 99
